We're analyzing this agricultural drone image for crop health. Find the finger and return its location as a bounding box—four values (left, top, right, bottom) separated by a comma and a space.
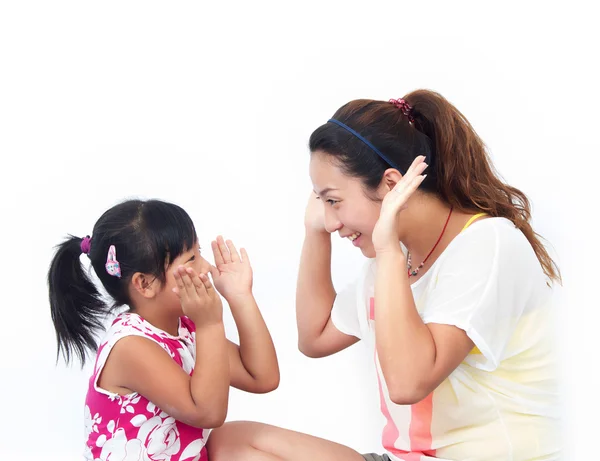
399, 158, 428, 187
173, 267, 186, 291
408, 173, 427, 193
393, 157, 427, 190
199, 272, 215, 292
186, 267, 207, 294
226, 239, 240, 262
211, 240, 225, 266
393, 174, 427, 199
405, 155, 427, 175
405, 164, 427, 187
389, 162, 424, 197
179, 266, 196, 297
240, 248, 250, 266
209, 264, 220, 280
217, 235, 231, 263
172, 267, 187, 299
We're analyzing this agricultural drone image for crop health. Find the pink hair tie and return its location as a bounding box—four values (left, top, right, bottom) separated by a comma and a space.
80, 236, 91, 255
389, 98, 414, 123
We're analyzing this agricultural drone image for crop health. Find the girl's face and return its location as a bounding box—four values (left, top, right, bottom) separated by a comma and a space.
160, 242, 212, 313
309, 152, 384, 258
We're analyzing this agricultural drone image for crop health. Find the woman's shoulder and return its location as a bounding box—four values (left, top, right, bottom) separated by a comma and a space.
448, 217, 533, 258
438, 216, 547, 285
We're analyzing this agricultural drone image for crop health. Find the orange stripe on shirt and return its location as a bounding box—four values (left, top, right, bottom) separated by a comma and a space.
408, 393, 436, 459
371, 297, 436, 460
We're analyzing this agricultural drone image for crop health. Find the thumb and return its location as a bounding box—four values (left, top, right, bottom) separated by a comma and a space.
209, 265, 219, 279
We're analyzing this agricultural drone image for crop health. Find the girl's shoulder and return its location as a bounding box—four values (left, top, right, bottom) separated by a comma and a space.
95, 313, 196, 374
100, 313, 194, 352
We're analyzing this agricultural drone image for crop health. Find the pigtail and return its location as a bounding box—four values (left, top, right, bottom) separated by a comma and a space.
48, 235, 109, 366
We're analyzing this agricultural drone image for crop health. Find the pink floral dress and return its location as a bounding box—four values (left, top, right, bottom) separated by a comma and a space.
83, 312, 209, 461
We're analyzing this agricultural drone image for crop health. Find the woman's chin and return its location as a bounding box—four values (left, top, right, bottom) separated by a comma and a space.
360, 242, 376, 258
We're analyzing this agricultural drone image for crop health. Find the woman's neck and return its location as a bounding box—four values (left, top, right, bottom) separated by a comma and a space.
400, 194, 475, 275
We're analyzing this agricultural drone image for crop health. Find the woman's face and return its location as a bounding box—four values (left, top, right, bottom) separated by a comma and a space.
309, 151, 384, 258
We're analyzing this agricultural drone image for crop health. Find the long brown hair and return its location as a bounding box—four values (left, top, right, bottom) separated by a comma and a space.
309, 89, 561, 284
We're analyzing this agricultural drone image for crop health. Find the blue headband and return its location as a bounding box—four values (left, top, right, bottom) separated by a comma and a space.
327, 118, 403, 172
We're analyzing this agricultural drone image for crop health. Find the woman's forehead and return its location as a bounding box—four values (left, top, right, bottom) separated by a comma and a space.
309, 154, 350, 190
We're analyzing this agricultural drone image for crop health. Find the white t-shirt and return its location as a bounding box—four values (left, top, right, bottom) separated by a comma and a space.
331, 217, 561, 461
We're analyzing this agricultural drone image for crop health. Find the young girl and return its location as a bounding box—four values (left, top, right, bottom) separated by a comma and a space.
207, 91, 561, 460
48, 198, 279, 461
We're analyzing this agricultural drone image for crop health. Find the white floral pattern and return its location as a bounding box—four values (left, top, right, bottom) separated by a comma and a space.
83, 313, 208, 461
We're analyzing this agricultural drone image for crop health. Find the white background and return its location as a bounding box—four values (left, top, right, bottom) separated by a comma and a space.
1, 1, 598, 459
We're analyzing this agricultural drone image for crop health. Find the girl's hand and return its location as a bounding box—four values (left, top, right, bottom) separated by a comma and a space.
173, 266, 223, 327
210, 236, 253, 300
372, 156, 429, 254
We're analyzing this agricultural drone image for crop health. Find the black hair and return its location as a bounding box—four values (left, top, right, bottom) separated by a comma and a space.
48, 199, 197, 366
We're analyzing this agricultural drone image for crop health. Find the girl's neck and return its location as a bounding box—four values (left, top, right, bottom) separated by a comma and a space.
132, 306, 181, 336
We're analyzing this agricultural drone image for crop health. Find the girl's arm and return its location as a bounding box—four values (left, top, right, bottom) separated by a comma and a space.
226, 293, 279, 393
102, 269, 230, 429
211, 237, 279, 393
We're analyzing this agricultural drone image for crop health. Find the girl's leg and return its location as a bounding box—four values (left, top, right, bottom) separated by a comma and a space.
207, 421, 365, 461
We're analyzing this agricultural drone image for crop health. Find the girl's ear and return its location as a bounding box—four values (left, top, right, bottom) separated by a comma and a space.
131, 272, 160, 299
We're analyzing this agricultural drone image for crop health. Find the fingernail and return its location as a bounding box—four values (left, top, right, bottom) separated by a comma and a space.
423, 174, 428, 179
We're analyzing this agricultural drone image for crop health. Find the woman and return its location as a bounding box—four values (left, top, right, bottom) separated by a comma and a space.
208, 90, 561, 461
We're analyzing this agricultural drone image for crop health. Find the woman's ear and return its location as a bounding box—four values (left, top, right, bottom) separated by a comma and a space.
382, 168, 404, 192
131, 272, 160, 299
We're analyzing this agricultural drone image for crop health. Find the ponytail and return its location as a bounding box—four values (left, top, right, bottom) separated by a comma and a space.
47, 235, 109, 366
309, 89, 561, 284
405, 90, 560, 284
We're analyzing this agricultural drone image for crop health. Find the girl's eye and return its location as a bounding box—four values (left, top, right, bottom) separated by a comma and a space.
326, 199, 339, 206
